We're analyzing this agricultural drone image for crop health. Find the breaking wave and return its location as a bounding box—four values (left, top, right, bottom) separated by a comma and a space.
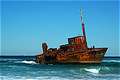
1, 56, 120, 80
102, 60, 120, 63
84, 68, 100, 74
21, 60, 36, 64
0, 76, 83, 80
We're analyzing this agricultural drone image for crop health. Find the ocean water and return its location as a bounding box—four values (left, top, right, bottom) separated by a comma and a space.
0, 56, 120, 80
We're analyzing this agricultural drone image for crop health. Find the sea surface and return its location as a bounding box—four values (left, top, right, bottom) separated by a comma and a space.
0, 56, 120, 80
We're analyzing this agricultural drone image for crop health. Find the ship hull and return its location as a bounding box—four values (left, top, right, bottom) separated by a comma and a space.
36, 48, 107, 64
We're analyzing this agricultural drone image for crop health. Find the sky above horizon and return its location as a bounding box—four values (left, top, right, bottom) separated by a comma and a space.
1, 0, 119, 56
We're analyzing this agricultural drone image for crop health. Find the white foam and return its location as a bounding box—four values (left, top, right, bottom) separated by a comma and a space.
102, 60, 120, 63
84, 68, 100, 74
0, 76, 80, 80
22, 60, 36, 64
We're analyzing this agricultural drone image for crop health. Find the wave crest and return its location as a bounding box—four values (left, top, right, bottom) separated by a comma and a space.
102, 60, 120, 63
21, 60, 36, 64
84, 68, 100, 74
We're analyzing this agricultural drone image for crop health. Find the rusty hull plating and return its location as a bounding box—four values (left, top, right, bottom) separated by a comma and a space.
36, 10, 108, 64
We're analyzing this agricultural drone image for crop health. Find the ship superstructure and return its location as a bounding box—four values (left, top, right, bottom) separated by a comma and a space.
36, 10, 108, 64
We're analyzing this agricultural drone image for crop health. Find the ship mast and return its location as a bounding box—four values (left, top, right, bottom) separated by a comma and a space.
80, 9, 87, 48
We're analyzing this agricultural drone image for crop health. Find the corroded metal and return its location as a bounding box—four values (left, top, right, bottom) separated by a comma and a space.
36, 43, 107, 64
36, 11, 108, 64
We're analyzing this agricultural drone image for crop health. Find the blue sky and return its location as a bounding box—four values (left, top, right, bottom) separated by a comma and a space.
1, 0, 119, 56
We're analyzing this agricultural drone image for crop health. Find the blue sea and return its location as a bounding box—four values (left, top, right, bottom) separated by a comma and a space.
0, 56, 120, 80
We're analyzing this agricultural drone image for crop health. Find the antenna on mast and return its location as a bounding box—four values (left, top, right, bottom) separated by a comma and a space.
80, 8, 83, 24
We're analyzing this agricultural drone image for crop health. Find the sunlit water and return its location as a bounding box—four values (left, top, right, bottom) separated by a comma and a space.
0, 56, 120, 80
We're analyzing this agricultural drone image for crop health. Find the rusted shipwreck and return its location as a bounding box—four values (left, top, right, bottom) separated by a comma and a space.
36, 11, 108, 64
